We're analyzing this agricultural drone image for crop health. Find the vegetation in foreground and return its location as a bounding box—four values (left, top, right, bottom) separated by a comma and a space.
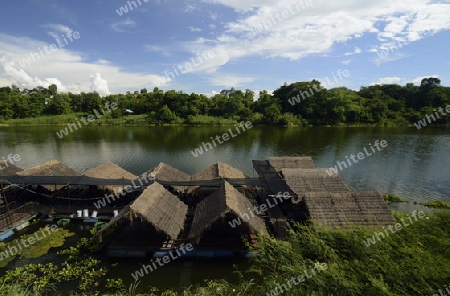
421, 200, 450, 209
0, 210, 449, 295
1, 77, 449, 126
382, 193, 407, 204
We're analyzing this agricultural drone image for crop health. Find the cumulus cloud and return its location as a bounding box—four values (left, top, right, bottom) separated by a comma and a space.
0, 53, 68, 92
0, 33, 170, 93
372, 77, 403, 85
90, 73, 111, 97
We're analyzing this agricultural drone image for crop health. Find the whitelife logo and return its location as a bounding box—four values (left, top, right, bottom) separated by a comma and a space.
191, 121, 253, 157
325, 140, 388, 176
0, 225, 59, 261
56, 102, 118, 139
19, 31, 81, 68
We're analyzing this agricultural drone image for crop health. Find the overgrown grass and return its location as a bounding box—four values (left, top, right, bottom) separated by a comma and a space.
185, 115, 238, 125
3, 211, 450, 295
421, 200, 450, 209
0, 113, 86, 125
383, 193, 407, 204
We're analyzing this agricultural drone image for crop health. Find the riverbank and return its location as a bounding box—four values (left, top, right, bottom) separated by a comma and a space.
1, 209, 449, 295
2, 113, 447, 127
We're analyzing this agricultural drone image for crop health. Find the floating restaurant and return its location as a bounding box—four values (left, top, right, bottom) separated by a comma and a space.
0, 157, 395, 257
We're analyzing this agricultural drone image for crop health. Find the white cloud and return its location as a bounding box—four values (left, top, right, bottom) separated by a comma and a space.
185, 0, 450, 73
188, 26, 202, 32
111, 18, 136, 32
372, 77, 403, 85
45, 23, 74, 42
90, 73, 110, 97
0, 33, 170, 93
344, 47, 361, 56
209, 12, 218, 20
208, 74, 254, 87
409, 75, 440, 84
184, 4, 196, 12
341, 59, 352, 65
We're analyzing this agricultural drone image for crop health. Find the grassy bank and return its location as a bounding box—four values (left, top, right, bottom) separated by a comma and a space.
0, 114, 243, 126
1, 209, 449, 295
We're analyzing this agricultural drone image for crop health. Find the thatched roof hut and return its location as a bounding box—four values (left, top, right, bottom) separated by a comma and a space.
84, 161, 137, 194
269, 157, 315, 172
189, 162, 248, 195
303, 191, 395, 226
188, 181, 268, 244
144, 162, 190, 193
16, 160, 80, 191
282, 168, 349, 200
0, 160, 23, 176
130, 182, 188, 239
191, 162, 247, 180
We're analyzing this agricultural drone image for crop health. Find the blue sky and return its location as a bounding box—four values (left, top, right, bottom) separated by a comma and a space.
0, 0, 449, 97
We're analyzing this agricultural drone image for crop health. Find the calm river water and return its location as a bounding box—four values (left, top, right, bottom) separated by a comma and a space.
0, 125, 449, 291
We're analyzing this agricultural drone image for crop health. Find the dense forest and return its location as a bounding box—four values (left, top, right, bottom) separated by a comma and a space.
0, 77, 448, 126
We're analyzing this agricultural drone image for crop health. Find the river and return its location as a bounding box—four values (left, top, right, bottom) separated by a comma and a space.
0, 125, 449, 291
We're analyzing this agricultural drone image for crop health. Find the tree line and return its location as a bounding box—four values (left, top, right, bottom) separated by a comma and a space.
0, 77, 448, 125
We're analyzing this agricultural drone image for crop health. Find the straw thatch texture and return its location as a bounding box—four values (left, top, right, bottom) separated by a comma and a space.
0, 160, 23, 176
130, 182, 187, 239
84, 161, 137, 194
282, 168, 349, 199
269, 157, 315, 172
303, 191, 395, 226
144, 162, 190, 193
188, 162, 248, 194
16, 160, 80, 191
188, 181, 268, 243
191, 162, 247, 180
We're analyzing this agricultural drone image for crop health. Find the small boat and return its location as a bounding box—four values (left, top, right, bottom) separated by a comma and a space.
0, 228, 14, 241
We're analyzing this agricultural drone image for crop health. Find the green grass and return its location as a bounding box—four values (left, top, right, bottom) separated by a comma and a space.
185, 115, 239, 125
421, 200, 450, 209
0, 113, 86, 125
383, 193, 407, 204
3, 210, 450, 295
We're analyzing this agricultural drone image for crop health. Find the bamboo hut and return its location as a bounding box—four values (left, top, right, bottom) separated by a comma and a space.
143, 162, 190, 194
130, 182, 188, 240
16, 160, 80, 192
191, 162, 248, 180
83, 161, 137, 194
0, 160, 23, 176
189, 162, 248, 196
188, 181, 268, 245
269, 156, 315, 172
303, 191, 395, 226
282, 168, 349, 200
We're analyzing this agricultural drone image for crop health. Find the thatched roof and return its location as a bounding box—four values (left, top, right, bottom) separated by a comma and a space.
303, 191, 395, 226
191, 162, 247, 180
269, 157, 315, 172
16, 160, 80, 191
282, 168, 349, 199
84, 161, 137, 194
188, 181, 268, 243
144, 162, 190, 193
130, 182, 187, 239
0, 160, 23, 176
